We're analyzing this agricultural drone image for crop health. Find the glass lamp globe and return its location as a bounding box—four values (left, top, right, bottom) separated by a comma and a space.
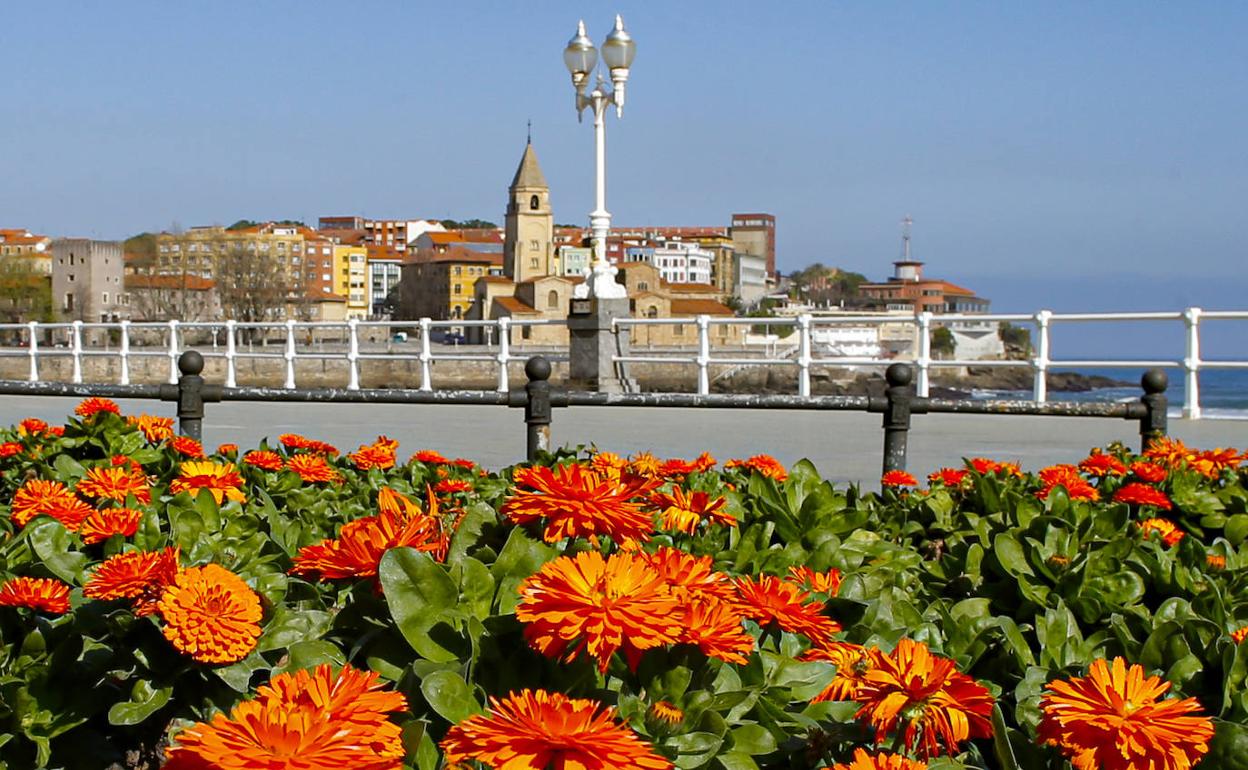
564, 20, 598, 77
601, 15, 635, 71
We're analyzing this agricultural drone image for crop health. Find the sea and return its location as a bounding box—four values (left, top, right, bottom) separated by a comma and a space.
972, 368, 1248, 420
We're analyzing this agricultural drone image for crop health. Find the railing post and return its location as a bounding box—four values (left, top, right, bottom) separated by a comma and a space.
523, 355, 552, 461
284, 319, 297, 389
224, 320, 237, 388
26, 320, 38, 382
882, 363, 914, 474
419, 317, 433, 392
175, 350, 206, 441
696, 314, 711, 396
1139, 369, 1169, 452
916, 311, 932, 397
1183, 306, 1202, 419
70, 320, 83, 384
1032, 310, 1051, 402
797, 313, 812, 397
346, 318, 360, 391
167, 319, 180, 384
497, 317, 511, 393
118, 319, 131, 385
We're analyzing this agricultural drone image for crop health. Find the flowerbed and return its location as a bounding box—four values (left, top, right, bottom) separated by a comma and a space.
0, 399, 1246, 769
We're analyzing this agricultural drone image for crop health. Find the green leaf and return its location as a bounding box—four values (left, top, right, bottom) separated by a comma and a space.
993, 533, 1035, 577
489, 527, 556, 614
447, 501, 494, 563
716, 752, 761, 770
729, 724, 777, 755
990, 704, 1021, 770
271, 640, 345, 677
256, 608, 333, 653
214, 651, 269, 692
668, 731, 724, 769
27, 518, 87, 583
420, 669, 482, 724
379, 548, 461, 662
52, 454, 86, 482
107, 680, 172, 726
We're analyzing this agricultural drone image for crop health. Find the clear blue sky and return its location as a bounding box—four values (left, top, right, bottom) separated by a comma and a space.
3, 2, 1246, 334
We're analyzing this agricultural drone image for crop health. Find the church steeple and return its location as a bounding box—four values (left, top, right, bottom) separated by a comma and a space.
504, 139, 554, 282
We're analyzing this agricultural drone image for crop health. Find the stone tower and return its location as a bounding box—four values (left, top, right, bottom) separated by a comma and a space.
503, 140, 554, 283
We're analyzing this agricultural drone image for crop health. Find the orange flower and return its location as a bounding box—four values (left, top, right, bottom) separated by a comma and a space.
19, 417, 50, 436
657, 457, 696, 480
881, 470, 918, 487
9, 478, 94, 530
127, 414, 175, 443
434, 478, 472, 494
242, 450, 284, 471
278, 433, 339, 456
927, 467, 969, 487
410, 448, 449, 464
169, 435, 205, 458
590, 450, 628, 477
1078, 451, 1127, 477
450, 457, 476, 469
76, 465, 152, 505
441, 689, 671, 770
287, 453, 342, 484
215, 443, 238, 456
1206, 554, 1227, 570
968, 457, 1023, 477
691, 451, 717, 472
75, 397, 121, 418
788, 565, 842, 596
734, 574, 842, 647
165, 663, 406, 770
725, 454, 788, 481
830, 748, 928, 770
0, 441, 22, 458
292, 488, 446, 580
678, 597, 755, 664
0, 576, 71, 614
629, 451, 662, 477
650, 700, 684, 725
158, 563, 262, 664
803, 641, 877, 702
1038, 656, 1213, 770
502, 463, 659, 543
652, 486, 734, 534
78, 507, 144, 544
1189, 448, 1241, 479
1131, 461, 1168, 483
1231, 626, 1248, 644
1144, 437, 1194, 469
83, 546, 180, 616
169, 461, 246, 504
854, 638, 994, 757
1138, 518, 1185, 547
350, 436, 398, 471
644, 547, 738, 604
1114, 483, 1172, 510
517, 550, 681, 673
1037, 465, 1100, 502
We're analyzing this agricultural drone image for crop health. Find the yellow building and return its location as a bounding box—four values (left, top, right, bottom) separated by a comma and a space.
152, 224, 305, 281
333, 245, 369, 319
0, 229, 53, 273
399, 247, 502, 322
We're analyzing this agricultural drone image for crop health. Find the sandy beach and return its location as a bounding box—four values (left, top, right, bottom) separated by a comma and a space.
0, 395, 1242, 484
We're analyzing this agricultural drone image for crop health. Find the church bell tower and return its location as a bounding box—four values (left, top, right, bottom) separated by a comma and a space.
503, 140, 554, 283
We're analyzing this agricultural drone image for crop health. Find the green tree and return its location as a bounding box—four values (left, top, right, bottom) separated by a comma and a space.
999, 321, 1032, 356
931, 326, 956, 357
0, 258, 52, 324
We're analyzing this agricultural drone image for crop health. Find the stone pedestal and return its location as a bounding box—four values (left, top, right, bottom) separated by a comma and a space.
568, 296, 634, 393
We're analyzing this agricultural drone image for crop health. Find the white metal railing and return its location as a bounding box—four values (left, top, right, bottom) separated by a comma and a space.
613, 308, 1248, 419
0, 318, 566, 395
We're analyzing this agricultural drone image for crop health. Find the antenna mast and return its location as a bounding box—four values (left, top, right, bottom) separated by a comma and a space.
900, 215, 913, 260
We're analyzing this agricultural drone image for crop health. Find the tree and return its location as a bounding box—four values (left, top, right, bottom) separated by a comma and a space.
786, 263, 869, 306
439, 218, 498, 230
214, 246, 303, 334
999, 322, 1032, 356
931, 326, 956, 357
0, 258, 52, 324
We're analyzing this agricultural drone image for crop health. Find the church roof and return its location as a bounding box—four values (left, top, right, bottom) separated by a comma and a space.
510, 142, 548, 189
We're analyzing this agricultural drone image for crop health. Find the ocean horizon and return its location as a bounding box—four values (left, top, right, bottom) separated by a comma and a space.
973, 367, 1248, 419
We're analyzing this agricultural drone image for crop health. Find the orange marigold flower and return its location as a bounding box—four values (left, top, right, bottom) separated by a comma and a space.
1037, 465, 1100, 502
18, 417, 50, 436
77, 465, 152, 505
657, 457, 697, 480
652, 486, 734, 534
292, 488, 446, 580
0, 576, 71, 614
725, 454, 788, 481
75, 397, 121, 418
450, 457, 475, 469
1038, 656, 1213, 770
287, 453, 342, 484
629, 451, 662, 477
1138, 518, 1185, 547
83, 546, 180, 616
168, 435, 206, 458
165, 663, 406, 770
969, 457, 1023, 477
0, 441, 22, 458
79, 506, 144, 545
10, 478, 92, 529
516, 550, 681, 673
214, 443, 238, 456
169, 461, 246, 504
882, 470, 918, 487
650, 700, 684, 724
441, 689, 671, 770
278, 433, 339, 456
1078, 451, 1127, 477
434, 478, 472, 494
242, 450, 284, 471
788, 565, 843, 596
1114, 482, 1173, 510
854, 638, 995, 758
1189, 448, 1241, 479
678, 597, 755, 665
691, 451, 717, 472
644, 547, 738, 604
111, 454, 144, 472
350, 436, 398, 471
1131, 461, 1168, 483
158, 563, 262, 664
734, 574, 842, 647
927, 467, 969, 486
1206, 554, 1227, 570
1144, 437, 1194, 469
502, 463, 659, 543
127, 414, 175, 443
1231, 626, 1248, 644
48, 425, 64, 437
830, 748, 928, 770
410, 448, 449, 464
803, 641, 878, 702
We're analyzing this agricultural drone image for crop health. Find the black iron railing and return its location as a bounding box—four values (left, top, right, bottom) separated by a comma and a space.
0, 351, 1169, 475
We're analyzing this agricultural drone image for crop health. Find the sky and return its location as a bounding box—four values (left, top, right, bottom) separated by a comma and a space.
2, 1, 1246, 340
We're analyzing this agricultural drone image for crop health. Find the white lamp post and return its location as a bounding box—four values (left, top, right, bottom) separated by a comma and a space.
566, 15, 636, 300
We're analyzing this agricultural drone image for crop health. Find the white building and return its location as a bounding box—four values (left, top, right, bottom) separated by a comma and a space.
644, 240, 713, 284
735, 251, 768, 306
368, 258, 402, 318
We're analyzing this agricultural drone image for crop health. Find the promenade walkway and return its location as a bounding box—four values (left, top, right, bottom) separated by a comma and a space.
1, 396, 1242, 484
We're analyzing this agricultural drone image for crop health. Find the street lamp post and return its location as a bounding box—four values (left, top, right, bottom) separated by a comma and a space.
565, 16, 636, 300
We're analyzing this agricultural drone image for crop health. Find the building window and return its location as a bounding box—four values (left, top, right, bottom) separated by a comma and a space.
453, 284, 462, 294
529, 195, 539, 210
529, 258, 538, 269
646, 306, 658, 318
529, 239, 539, 251
522, 324, 532, 340
102, 292, 109, 305
638, 281, 648, 291
64, 293, 74, 311
673, 324, 684, 335
547, 290, 559, 309
454, 266, 461, 275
